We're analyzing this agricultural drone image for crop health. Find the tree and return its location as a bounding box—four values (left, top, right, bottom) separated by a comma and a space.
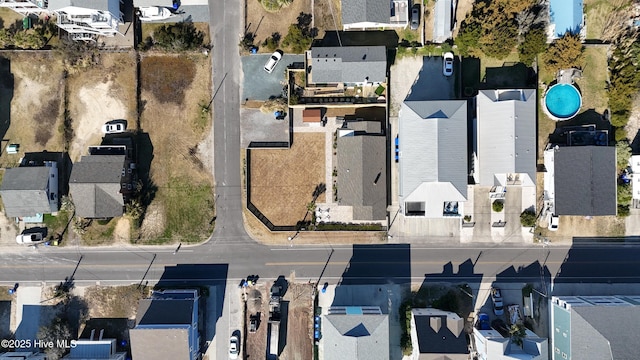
454, 20, 481, 56
38, 317, 72, 360
480, 22, 519, 59
616, 140, 632, 170
520, 209, 536, 227
492, 200, 504, 212
518, 27, 547, 65
543, 33, 584, 73
262, 32, 280, 52
282, 24, 312, 53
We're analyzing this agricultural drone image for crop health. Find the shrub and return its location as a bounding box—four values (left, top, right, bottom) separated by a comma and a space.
518, 27, 547, 65
282, 23, 312, 53
615, 127, 628, 141
262, 32, 280, 52
618, 204, 630, 217
616, 140, 632, 170
542, 33, 584, 74
492, 200, 504, 212
13, 28, 45, 49
617, 183, 632, 204
432, 289, 460, 314
520, 209, 536, 227
455, 20, 481, 56
259, 0, 293, 12
151, 22, 206, 51
399, 301, 413, 355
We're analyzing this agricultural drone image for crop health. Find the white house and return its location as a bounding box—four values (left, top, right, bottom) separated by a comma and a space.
473, 327, 548, 360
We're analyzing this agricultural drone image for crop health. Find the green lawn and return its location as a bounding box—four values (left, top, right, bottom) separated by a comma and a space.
82, 218, 117, 245
575, 46, 609, 113
478, 51, 520, 81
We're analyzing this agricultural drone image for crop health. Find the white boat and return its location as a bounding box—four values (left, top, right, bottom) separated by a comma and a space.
137, 6, 174, 21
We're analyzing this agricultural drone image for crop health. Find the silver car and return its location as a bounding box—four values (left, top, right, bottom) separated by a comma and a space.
411, 7, 420, 30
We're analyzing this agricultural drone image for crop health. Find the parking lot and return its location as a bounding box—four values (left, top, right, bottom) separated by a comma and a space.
241, 54, 304, 101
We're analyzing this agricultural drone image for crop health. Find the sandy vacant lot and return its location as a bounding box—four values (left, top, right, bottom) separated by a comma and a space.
246, 0, 312, 52
314, 0, 341, 34
249, 133, 325, 226
67, 52, 137, 162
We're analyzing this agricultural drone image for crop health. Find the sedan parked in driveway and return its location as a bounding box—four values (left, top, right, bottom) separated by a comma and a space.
548, 214, 559, 231
410, 7, 420, 30
491, 287, 504, 316
264, 50, 283, 74
102, 120, 127, 134
443, 52, 454, 77
16, 232, 44, 245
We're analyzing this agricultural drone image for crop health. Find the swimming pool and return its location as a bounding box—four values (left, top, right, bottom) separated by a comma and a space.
544, 84, 582, 120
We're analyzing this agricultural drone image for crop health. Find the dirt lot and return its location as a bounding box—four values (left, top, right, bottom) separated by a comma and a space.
0, 51, 65, 167
84, 285, 150, 319
313, 0, 341, 34
245, 280, 314, 360
249, 133, 325, 226
452, 0, 474, 38
245, 0, 312, 52
138, 54, 214, 243
67, 52, 137, 162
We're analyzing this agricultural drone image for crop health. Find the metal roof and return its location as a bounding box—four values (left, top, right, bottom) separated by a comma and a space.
476, 89, 537, 186
433, 0, 453, 43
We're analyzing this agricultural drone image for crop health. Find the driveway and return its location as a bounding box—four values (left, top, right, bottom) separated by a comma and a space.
404, 56, 456, 102
241, 54, 304, 101
240, 108, 290, 148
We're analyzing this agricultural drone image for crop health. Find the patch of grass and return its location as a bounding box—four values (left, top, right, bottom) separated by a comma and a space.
575, 46, 609, 112
397, 27, 418, 43
155, 177, 214, 243
43, 211, 70, 236
84, 285, 150, 319
81, 218, 117, 245
479, 50, 520, 81
584, 0, 630, 39
141, 56, 197, 105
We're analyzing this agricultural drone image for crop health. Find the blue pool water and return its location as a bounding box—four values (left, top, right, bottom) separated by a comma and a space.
545, 84, 581, 119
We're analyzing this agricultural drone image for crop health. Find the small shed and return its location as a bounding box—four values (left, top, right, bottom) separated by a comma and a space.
303, 109, 322, 123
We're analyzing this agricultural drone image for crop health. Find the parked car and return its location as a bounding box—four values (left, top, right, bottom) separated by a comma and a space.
491, 287, 504, 316
264, 50, 283, 74
229, 335, 239, 359
477, 312, 491, 330
410, 7, 420, 30
102, 120, 127, 134
548, 214, 559, 231
16, 232, 44, 245
443, 52, 454, 77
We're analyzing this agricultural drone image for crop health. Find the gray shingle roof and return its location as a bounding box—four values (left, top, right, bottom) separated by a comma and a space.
69, 155, 125, 218
0, 167, 52, 217
341, 0, 390, 26
129, 328, 190, 360
310, 46, 387, 84
413, 309, 467, 356
571, 306, 640, 360
136, 299, 194, 325
553, 146, 616, 216
337, 131, 387, 221
476, 89, 536, 186
399, 100, 468, 216
323, 314, 389, 360
433, 0, 453, 43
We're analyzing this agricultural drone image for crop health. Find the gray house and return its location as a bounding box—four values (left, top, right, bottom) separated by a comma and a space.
341, 0, 409, 30
336, 120, 387, 221
69, 155, 128, 218
544, 146, 616, 216
398, 99, 467, 218
309, 46, 387, 85
474, 89, 536, 187
410, 308, 468, 360
0, 161, 58, 218
130, 290, 201, 360
323, 306, 389, 360
551, 295, 640, 360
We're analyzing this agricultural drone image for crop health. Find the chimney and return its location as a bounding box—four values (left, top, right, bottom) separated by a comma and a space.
429, 316, 442, 332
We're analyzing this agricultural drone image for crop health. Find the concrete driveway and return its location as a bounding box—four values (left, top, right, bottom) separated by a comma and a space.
240, 108, 290, 148
241, 54, 304, 101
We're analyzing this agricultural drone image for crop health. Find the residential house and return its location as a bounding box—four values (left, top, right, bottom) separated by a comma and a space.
0, 160, 58, 219
308, 46, 387, 86
398, 99, 467, 218
69, 154, 131, 218
630, 155, 640, 208
341, 0, 408, 30
474, 89, 536, 188
62, 339, 126, 360
410, 308, 468, 360
551, 295, 640, 360
548, 0, 585, 41
322, 306, 389, 360
336, 120, 387, 222
0, 353, 47, 360
0, 0, 122, 39
130, 289, 201, 360
433, 0, 456, 43
543, 145, 616, 216
473, 327, 548, 360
